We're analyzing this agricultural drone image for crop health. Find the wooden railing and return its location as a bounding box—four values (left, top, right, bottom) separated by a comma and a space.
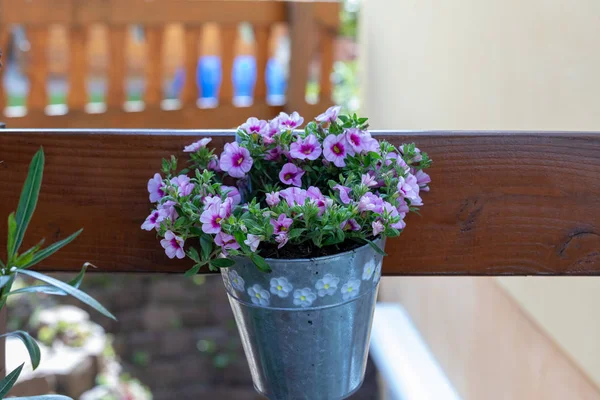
0, 0, 340, 128
1, 129, 599, 275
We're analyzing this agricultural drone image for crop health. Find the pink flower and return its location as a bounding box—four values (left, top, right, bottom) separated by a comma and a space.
398, 174, 422, 205
161, 230, 185, 259
170, 175, 195, 197
383, 201, 406, 230
221, 185, 241, 206
385, 152, 409, 172
361, 173, 377, 188
200, 198, 232, 234
275, 233, 289, 249
341, 219, 360, 231
148, 173, 165, 203
333, 184, 352, 204
358, 192, 385, 214
415, 170, 431, 192
207, 158, 222, 172
372, 221, 384, 237
244, 234, 261, 252
158, 200, 178, 222
240, 117, 268, 136
183, 138, 212, 152
277, 112, 304, 130
219, 142, 253, 178
264, 146, 283, 161
279, 187, 308, 207
289, 134, 322, 160
271, 214, 293, 234
307, 186, 333, 216
323, 134, 354, 167
279, 163, 305, 187
215, 232, 240, 256
315, 105, 341, 123
266, 192, 281, 207
141, 210, 161, 231
261, 120, 280, 144
345, 128, 378, 154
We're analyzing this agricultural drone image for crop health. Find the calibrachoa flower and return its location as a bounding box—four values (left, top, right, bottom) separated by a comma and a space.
333, 184, 352, 204
315, 274, 340, 297
275, 233, 289, 249
271, 214, 293, 234
279, 187, 308, 207
315, 105, 341, 123
372, 220, 384, 236
244, 234, 261, 252
293, 288, 317, 307
289, 134, 322, 160
341, 279, 361, 301
148, 173, 165, 203
361, 173, 377, 188
170, 175, 195, 197
248, 284, 270, 306
214, 232, 240, 256
220, 142, 253, 178
397, 174, 421, 205
200, 198, 232, 234
323, 134, 354, 167
160, 230, 185, 259
141, 210, 161, 231
341, 219, 360, 231
277, 111, 304, 130
345, 128, 378, 154
183, 138, 212, 152
265, 146, 283, 161
270, 277, 293, 298
157, 200, 178, 222
359, 192, 385, 214
415, 169, 431, 192
306, 186, 333, 215
221, 185, 242, 206
240, 117, 267, 136
279, 163, 305, 187
266, 191, 280, 207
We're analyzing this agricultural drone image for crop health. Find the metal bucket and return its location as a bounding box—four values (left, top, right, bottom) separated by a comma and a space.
220, 239, 385, 400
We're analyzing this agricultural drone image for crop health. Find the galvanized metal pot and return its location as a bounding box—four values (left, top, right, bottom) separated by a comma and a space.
220, 239, 385, 400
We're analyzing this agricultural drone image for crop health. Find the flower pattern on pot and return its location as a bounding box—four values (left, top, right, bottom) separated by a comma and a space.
248, 284, 270, 306
293, 288, 317, 307
362, 259, 376, 281
341, 279, 361, 301
230, 270, 245, 292
373, 261, 383, 284
270, 277, 293, 298
315, 274, 340, 297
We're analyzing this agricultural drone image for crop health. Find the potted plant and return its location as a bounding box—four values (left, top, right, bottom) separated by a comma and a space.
143, 107, 431, 399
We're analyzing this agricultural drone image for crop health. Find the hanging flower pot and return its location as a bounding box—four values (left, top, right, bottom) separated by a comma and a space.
143, 106, 432, 399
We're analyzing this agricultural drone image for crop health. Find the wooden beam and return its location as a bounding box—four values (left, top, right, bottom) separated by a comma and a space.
0, 130, 598, 275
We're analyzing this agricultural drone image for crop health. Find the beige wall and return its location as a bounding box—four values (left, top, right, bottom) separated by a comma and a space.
360, 0, 600, 396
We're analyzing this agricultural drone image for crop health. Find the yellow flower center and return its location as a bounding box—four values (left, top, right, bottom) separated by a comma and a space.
215, 217, 222, 223
347, 287, 353, 292
300, 296, 306, 301
255, 293, 261, 298
237, 157, 244, 166
277, 285, 282, 291
324, 284, 330, 289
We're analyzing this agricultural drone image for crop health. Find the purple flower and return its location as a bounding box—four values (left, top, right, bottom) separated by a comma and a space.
220, 142, 253, 178
398, 174, 422, 205
323, 134, 354, 167
289, 134, 322, 160
148, 173, 165, 203
240, 117, 268, 136
385, 152, 409, 172
261, 120, 280, 144
183, 138, 212, 152
158, 200, 178, 222
415, 170, 431, 192
215, 232, 240, 256
266, 191, 281, 207
160, 230, 185, 259
207, 158, 222, 172
279, 187, 308, 207
383, 201, 406, 230
200, 198, 231, 234
141, 210, 161, 231
341, 219, 360, 231
307, 186, 333, 216
372, 221, 384, 237
275, 233, 289, 249
358, 192, 385, 214
333, 184, 352, 204
315, 105, 341, 123
265, 146, 284, 161
170, 175, 195, 197
361, 173, 377, 188
279, 163, 305, 187
277, 112, 304, 130
221, 185, 241, 206
345, 128, 379, 154
244, 234, 261, 252
271, 214, 293, 234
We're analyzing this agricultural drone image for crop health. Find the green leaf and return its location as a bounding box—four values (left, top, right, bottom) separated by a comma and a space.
0, 259, 4, 269
210, 258, 236, 268
288, 228, 306, 240
11, 148, 45, 259
17, 269, 116, 320
9, 262, 91, 297
199, 235, 212, 261
250, 253, 271, 273
184, 263, 202, 277
7, 212, 17, 263
14, 239, 45, 267
0, 363, 24, 398
366, 239, 387, 256
12, 396, 73, 400
0, 331, 41, 369
186, 247, 200, 263
233, 232, 250, 252
21, 229, 83, 269
0, 275, 12, 290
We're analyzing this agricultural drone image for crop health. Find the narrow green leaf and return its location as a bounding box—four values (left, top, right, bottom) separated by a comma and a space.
199, 235, 212, 261
233, 232, 250, 253
11, 148, 45, 258
184, 263, 202, 277
0, 331, 41, 369
0, 276, 12, 290
17, 269, 116, 320
366, 239, 387, 256
0, 363, 24, 398
0, 259, 4, 269
7, 212, 17, 262
9, 262, 91, 297
12, 396, 73, 400
210, 258, 236, 268
21, 229, 82, 269
186, 247, 200, 263
14, 239, 45, 267
250, 253, 271, 273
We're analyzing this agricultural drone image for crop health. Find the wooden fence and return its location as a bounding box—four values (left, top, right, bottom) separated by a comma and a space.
0, 0, 340, 128
1, 129, 599, 275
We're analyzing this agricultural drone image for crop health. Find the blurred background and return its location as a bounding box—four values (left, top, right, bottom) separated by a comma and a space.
3, 0, 600, 399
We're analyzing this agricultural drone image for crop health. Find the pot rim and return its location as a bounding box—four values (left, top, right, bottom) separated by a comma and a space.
235, 237, 384, 264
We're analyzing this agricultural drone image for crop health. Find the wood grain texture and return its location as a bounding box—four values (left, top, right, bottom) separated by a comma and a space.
144, 26, 165, 107
68, 26, 88, 110
27, 27, 49, 111
0, 26, 7, 113
319, 26, 335, 102
182, 25, 201, 104
254, 26, 270, 101
107, 26, 126, 108
220, 25, 238, 103
0, 130, 598, 275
